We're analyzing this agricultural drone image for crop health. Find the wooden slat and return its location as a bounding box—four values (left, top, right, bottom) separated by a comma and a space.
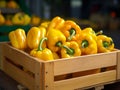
54, 52, 117, 75
116, 50, 120, 80
2, 59, 35, 90
2, 43, 44, 73
54, 70, 116, 90
80, 81, 115, 90
42, 62, 54, 90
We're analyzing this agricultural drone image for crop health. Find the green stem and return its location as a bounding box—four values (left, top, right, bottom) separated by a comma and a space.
55, 41, 63, 47
96, 30, 103, 36
103, 41, 109, 48
38, 37, 47, 51
81, 40, 89, 48
62, 45, 74, 55
67, 28, 76, 41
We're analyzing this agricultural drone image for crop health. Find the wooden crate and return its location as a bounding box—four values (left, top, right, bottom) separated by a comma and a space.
0, 42, 120, 90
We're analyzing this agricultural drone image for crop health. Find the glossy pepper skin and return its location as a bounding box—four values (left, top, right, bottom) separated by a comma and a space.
53, 52, 60, 59
46, 28, 66, 52
97, 35, 114, 53
61, 41, 81, 58
82, 27, 97, 41
47, 16, 65, 31
26, 27, 46, 49
40, 21, 50, 29
77, 32, 97, 55
30, 37, 54, 61
9, 28, 27, 50
60, 20, 81, 41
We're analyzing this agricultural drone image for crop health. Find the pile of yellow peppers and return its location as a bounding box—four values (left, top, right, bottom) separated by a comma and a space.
8, 16, 115, 61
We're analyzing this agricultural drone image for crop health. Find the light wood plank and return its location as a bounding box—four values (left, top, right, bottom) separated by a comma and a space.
116, 50, 120, 80
54, 70, 116, 90
54, 52, 117, 75
2, 59, 35, 90
2, 43, 44, 73
80, 81, 115, 90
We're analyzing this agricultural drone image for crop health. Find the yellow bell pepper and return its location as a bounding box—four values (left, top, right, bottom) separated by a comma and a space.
60, 20, 81, 41
61, 41, 81, 58
30, 37, 54, 61
47, 16, 65, 31
46, 28, 66, 52
82, 27, 97, 41
38, 26, 47, 38
8, 28, 27, 50
53, 52, 60, 59
97, 35, 114, 53
40, 21, 50, 29
77, 32, 97, 55
26, 27, 46, 49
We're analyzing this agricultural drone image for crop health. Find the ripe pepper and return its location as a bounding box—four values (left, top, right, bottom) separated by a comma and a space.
26, 27, 46, 49
97, 35, 114, 53
30, 37, 54, 61
40, 21, 50, 29
77, 32, 97, 55
53, 52, 60, 59
61, 41, 81, 58
60, 20, 81, 41
82, 27, 97, 41
46, 28, 66, 52
8, 28, 27, 50
47, 16, 65, 31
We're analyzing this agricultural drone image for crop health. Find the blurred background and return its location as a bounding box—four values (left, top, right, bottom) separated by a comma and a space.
26, 0, 120, 30
0, 1, 120, 89
0, 0, 120, 48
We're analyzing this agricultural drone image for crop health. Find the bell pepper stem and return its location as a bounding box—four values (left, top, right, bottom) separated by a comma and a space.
96, 30, 103, 36
81, 40, 89, 48
55, 41, 62, 47
62, 45, 74, 55
38, 37, 47, 51
68, 28, 76, 41
103, 41, 109, 48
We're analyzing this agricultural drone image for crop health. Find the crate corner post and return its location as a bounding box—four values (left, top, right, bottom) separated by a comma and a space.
43, 62, 54, 90
116, 50, 120, 80
35, 61, 54, 90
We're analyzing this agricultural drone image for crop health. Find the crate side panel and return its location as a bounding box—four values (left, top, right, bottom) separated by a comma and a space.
117, 50, 120, 80
2, 59, 35, 90
2, 43, 42, 73
54, 70, 116, 90
54, 52, 117, 75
